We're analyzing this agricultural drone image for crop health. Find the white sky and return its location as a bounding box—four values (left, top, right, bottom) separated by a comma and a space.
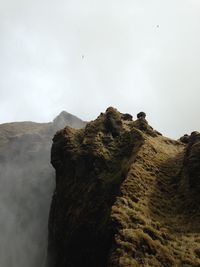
0, 0, 200, 138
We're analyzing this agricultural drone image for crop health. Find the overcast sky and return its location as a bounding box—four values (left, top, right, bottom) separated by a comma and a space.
0, 0, 200, 138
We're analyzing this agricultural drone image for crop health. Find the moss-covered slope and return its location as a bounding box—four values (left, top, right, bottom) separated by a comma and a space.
48, 108, 200, 267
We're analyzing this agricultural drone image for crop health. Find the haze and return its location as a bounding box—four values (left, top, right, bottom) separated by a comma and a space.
1, 0, 200, 138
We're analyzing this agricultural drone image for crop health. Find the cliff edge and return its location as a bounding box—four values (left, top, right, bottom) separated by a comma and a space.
48, 107, 200, 267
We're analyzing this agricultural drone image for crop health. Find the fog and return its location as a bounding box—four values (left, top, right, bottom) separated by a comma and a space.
0, 129, 54, 267
2, 2, 200, 266
0, 114, 85, 267
0, 0, 200, 138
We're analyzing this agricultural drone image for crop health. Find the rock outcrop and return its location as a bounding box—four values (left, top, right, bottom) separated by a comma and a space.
47, 107, 200, 267
0, 112, 86, 267
48, 107, 146, 267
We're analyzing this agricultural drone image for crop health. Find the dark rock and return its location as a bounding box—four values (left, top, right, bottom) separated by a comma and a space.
122, 113, 133, 121
194, 248, 200, 258
184, 131, 200, 190
180, 134, 189, 144
137, 111, 146, 119
104, 107, 122, 137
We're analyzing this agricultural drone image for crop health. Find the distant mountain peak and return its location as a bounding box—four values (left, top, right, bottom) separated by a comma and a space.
53, 111, 86, 130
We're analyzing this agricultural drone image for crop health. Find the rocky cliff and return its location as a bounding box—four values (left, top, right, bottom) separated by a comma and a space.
0, 111, 86, 267
48, 107, 200, 267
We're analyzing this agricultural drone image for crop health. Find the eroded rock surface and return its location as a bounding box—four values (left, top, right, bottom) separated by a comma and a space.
48, 108, 200, 267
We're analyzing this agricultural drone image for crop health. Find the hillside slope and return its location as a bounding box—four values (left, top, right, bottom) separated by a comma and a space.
48, 107, 200, 267
0, 111, 86, 267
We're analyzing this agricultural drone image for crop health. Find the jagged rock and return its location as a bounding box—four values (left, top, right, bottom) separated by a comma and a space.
104, 107, 123, 137
180, 134, 189, 144
121, 113, 133, 121
137, 111, 146, 119
48, 107, 200, 267
48, 108, 145, 267
133, 115, 158, 137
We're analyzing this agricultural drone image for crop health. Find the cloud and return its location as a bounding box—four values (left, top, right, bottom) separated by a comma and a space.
0, 0, 200, 138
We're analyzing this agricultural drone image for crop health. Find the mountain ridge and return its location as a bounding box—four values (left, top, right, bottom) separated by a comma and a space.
48, 107, 200, 267
0, 111, 86, 267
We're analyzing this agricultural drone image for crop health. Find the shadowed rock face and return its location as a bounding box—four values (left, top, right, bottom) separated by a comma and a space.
48, 108, 200, 267
178, 131, 200, 215
184, 132, 200, 190
48, 107, 159, 267
0, 111, 86, 267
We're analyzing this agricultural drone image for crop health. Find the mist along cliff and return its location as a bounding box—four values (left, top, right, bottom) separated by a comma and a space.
0, 111, 86, 267
48, 107, 200, 267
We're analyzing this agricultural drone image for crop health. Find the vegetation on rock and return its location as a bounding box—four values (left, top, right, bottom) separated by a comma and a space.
48, 107, 200, 267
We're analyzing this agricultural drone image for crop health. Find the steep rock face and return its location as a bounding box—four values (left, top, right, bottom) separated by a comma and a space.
48, 108, 162, 267
49, 108, 200, 267
184, 132, 200, 191
173, 131, 200, 216
0, 112, 86, 267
